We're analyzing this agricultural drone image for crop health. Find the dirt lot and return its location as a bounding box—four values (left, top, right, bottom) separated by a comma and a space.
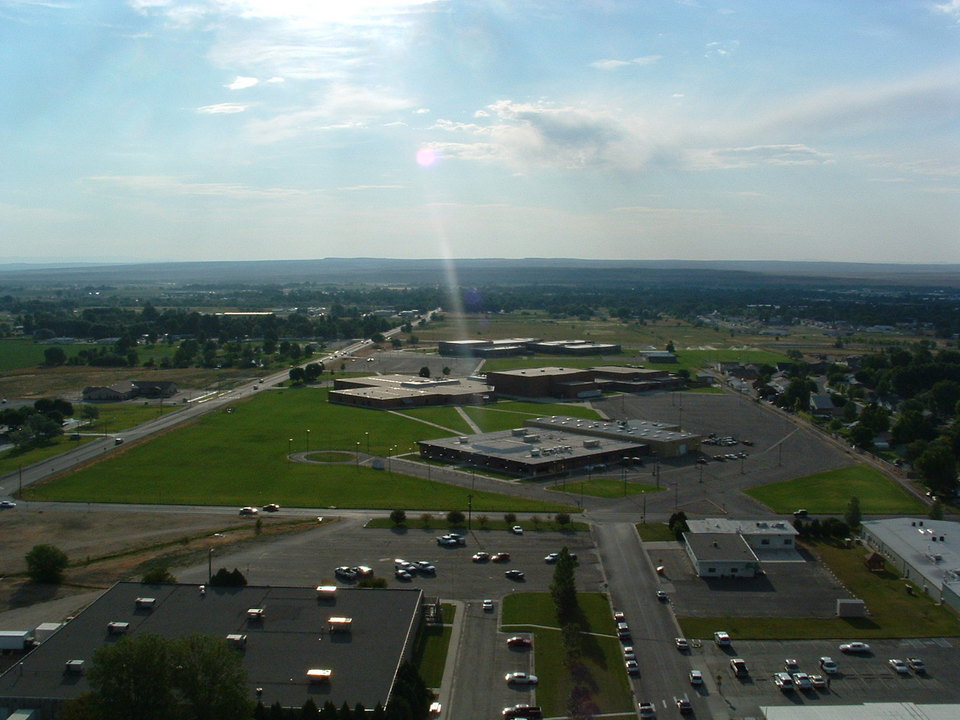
0, 507, 314, 614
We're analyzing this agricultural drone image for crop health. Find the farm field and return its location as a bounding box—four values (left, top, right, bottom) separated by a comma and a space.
22, 388, 574, 512
745, 464, 927, 515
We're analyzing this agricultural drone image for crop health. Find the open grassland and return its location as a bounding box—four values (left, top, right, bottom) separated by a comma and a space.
553, 477, 662, 499
745, 464, 927, 515
23, 388, 573, 512
502, 592, 633, 718
678, 540, 959, 639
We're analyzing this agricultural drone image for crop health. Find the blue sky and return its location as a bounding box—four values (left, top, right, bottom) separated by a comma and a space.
1, 0, 958, 264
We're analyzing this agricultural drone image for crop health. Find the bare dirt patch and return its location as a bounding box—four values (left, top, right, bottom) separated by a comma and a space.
0, 508, 315, 613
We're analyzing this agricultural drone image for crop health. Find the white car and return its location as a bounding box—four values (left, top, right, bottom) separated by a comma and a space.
819, 656, 838, 674
714, 631, 731, 646
839, 641, 871, 653
625, 659, 639, 675
774, 672, 794, 690
482, 599, 494, 612
512, 525, 524, 535
810, 674, 827, 689
638, 702, 656, 718
623, 646, 636, 661
889, 658, 909, 674
675, 638, 689, 651
688, 669, 703, 686
505, 672, 538, 685
0, 500, 16, 509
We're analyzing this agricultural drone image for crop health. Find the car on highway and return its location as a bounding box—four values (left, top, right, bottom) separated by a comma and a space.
472, 552, 491, 562
907, 657, 926, 673
482, 599, 494, 612
239, 506, 258, 516
505, 569, 526, 580
676, 698, 692, 715
512, 525, 524, 535
0, 500, 16, 509
492, 552, 511, 562
638, 701, 656, 718
773, 672, 794, 690
714, 630, 731, 647
504, 672, 538, 685
262, 503, 280, 512
688, 670, 703, 686
839, 641, 871, 653
625, 659, 639, 676
819, 656, 838, 674
507, 636, 532, 648
889, 658, 909, 674
792, 672, 813, 690
675, 638, 689, 651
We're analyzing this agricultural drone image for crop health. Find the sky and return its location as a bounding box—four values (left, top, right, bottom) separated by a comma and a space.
1, 0, 959, 265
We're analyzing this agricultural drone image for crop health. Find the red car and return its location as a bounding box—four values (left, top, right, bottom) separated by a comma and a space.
492, 552, 511, 562
507, 636, 532, 648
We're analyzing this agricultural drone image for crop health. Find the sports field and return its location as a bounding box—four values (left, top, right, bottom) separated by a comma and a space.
23, 388, 578, 512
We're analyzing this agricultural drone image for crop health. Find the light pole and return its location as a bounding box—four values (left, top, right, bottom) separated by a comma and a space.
208, 548, 213, 583
356, 442, 360, 470
287, 438, 292, 455
365, 431, 370, 455
306, 429, 311, 452
467, 494, 473, 531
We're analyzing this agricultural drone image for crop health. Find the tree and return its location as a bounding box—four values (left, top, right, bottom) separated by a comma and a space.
289, 366, 305, 384
446, 509, 465, 525
26, 544, 69, 584
849, 422, 875, 449
915, 441, 959, 496
88, 634, 176, 720
81, 404, 100, 422
172, 633, 252, 720
844, 497, 862, 529
142, 565, 177, 584
44, 346, 67, 366
504, 512, 517, 525
555, 512, 571, 528
418, 366, 431, 378
390, 508, 407, 526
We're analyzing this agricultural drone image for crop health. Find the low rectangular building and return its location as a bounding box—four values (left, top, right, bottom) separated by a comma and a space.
330, 374, 494, 409
525, 416, 700, 457
684, 534, 760, 578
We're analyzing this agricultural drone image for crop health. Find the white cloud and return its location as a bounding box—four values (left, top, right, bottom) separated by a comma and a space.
82, 175, 312, 200
686, 144, 833, 170
704, 40, 739, 58
227, 75, 259, 90
933, 0, 960, 22
196, 102, 250, 114
590, 55, 662, 70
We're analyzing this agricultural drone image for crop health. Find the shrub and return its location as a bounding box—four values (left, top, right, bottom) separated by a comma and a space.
26, 544, 69, 584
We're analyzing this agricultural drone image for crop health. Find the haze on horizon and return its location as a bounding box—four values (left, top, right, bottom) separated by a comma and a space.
2, 0, 959, 265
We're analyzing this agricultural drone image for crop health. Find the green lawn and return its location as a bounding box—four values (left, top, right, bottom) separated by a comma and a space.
678, 540, 959, 639
462, 401, 600, 433
636, 523, 678, 542
745, 464, 926, 515
553, 477, 661, 499
501, 592, 632, 718
413, 624, 452, 688
0, 338, 83, 371
23, 388, 573, 512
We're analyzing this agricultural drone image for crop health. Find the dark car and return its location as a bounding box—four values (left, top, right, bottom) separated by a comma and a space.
505, 569, 526, 580
507, 636, 532, 648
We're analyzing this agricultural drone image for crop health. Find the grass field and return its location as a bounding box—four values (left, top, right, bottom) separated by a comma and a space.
23, 388, 573, 512
677, 540, 959, 639
398, 400, 601, 436
745, 464, 927, 515
553, 477, 662, 499
501, 592, 633, 718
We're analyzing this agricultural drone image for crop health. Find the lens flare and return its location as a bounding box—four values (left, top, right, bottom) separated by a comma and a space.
416, 147, 439, 167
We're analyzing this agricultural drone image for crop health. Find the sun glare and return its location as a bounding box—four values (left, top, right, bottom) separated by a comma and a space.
416, 147, 439, 167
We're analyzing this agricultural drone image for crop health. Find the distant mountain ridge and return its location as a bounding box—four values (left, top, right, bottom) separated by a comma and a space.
1, 258, 959, 288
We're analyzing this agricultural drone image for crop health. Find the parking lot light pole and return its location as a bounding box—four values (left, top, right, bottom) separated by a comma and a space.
287, 438, 292, 455
467, 494, 473, 530
356, 442, 360, 470
306, 429, 310, 452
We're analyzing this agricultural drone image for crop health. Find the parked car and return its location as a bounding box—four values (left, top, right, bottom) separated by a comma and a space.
505, 569, 526, 580
714, 631, 731, 647
819, 657, 838, 674
907, 657, 926, 673
355, 565, 373, 577
773, 672, 794, 690
688, 670, 703, 686
502, 705, 542, 719
888, 658, 909, 674
675, 638, 689, 651
492, 552, 511, 562
793, 509, 808, 518
482, 599, 494, 612
0, 500, 16, 509
792, 672, 813, 690
784, 658, 799, 671
613, 610, 625, 622
676, 699, 692, 715
623, 646, 636, 661
625, 659, 639, 675
472, 552, 490, 563
544, 553, 559, 563
504, 672, 538, 685
507, 636, 532, 648
839, 641, 871, 653
656, 589, 668, 601
616, 622, 631, 640
394, 568, 412, 580
415, 561, 436, 574
730, 658, 749, 676
810, 674, 827, 689
638, 701, 656, 718
335, 566, 358, 580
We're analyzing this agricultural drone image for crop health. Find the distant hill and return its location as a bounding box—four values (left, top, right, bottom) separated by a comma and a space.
1, 258, 959, 289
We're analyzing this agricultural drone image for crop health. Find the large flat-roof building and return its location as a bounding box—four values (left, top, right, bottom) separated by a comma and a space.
861, 518, 960, 612
526, 416, 701, 457
484, 367, 600, 399
683, 518, 800, 578
0, 583, 423, 719
330, 374, 494, 409
417, 426, 649, 478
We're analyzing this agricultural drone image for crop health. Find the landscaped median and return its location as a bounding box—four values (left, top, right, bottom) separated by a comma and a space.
677, 539, 959, 640
501, 592, 634, 718
745, 463, 926, 515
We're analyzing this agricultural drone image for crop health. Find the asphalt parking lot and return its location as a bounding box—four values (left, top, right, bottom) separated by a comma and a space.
179, 517, 602, 601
